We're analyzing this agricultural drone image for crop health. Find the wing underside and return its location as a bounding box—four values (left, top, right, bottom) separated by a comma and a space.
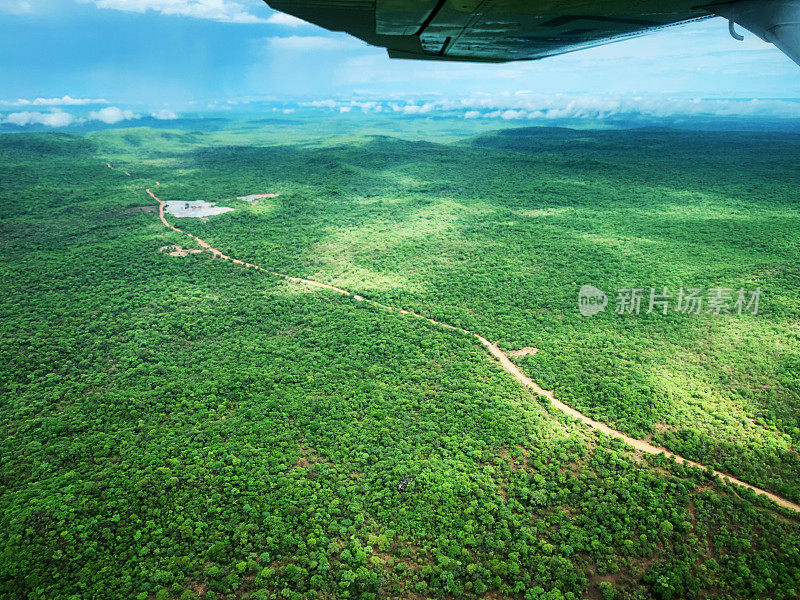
264, 0, 712, 62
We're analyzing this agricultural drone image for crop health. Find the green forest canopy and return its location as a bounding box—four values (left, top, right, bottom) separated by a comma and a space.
1, 121, 799, 600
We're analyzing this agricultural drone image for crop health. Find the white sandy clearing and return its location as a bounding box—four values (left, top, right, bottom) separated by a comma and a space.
164, 201, 234, 218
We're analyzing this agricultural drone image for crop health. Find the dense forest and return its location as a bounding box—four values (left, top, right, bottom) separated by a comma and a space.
143, 122, 800, 504
1, 122, 799, 600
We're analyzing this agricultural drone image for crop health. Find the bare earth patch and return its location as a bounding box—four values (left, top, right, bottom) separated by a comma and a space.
159, 244, 205, 257
508, 347, 538, 357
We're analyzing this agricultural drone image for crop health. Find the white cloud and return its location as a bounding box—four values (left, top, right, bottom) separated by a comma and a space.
1, 95, 108, 106
34, 95, 107, 106
401, 103, 435, 114
266, 35, 362, 51
290, 93, 800, 121
1, 104, 148, 128
89, 106, 138, 123
266, 12, 309, 27
461, 94, 800, 120
301, 99, 339, 109
0, 94, 108, 106
3, 110, 79, 127
500, 109, 524, 120
151, 109, 178, 119
81, 0, 267, 23
0, 0, 31, 14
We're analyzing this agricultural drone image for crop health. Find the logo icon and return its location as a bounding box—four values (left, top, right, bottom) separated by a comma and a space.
578, 285, 607, 316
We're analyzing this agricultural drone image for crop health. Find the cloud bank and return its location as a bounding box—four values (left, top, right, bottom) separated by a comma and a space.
296, 93, 800, 121
5, 93, 799, 129
2, 110, 79, 127
0, 105, 178, 127
0, 95, 109, 106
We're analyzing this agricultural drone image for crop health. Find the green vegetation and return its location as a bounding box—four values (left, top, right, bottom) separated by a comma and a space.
1, 121, 799, 600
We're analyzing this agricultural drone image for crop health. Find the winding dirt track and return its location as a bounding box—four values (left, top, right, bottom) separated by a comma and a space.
111, 164, 800, 513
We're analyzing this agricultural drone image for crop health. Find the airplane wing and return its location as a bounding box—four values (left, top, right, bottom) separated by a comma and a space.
263, 0, 800, 66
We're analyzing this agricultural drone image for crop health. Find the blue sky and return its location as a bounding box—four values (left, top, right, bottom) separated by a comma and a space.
1, 0, 799, 124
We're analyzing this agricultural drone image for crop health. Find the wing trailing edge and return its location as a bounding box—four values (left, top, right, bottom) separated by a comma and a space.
264, 0, 800, 67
